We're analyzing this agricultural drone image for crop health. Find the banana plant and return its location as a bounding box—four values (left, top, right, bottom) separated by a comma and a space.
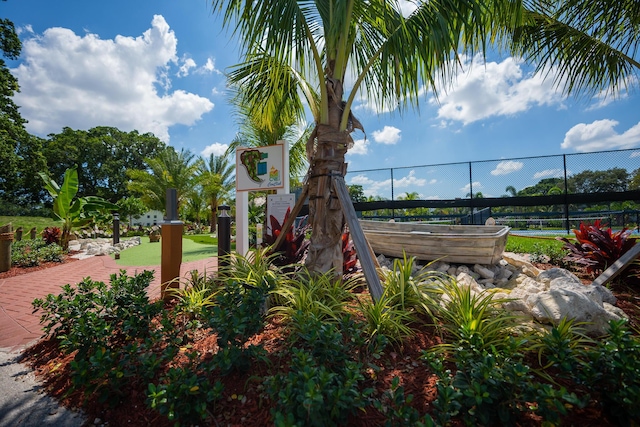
39, 166, 119, 250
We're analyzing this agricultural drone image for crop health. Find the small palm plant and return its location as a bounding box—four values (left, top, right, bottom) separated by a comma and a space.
269, 268, 357, 323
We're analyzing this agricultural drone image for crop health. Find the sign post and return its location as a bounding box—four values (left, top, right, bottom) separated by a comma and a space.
235, 142, 287, 256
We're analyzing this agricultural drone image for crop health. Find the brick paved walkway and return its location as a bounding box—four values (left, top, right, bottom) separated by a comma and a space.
0, 255, 218, 351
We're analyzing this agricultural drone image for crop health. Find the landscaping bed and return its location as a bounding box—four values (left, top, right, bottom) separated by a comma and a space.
20, 246, 640, 427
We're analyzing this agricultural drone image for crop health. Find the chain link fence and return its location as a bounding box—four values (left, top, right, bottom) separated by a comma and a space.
343, 148, 640, 233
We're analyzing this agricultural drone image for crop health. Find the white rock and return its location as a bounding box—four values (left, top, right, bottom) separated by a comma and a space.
474, 264, 495, 280
456, 265, 470, 275
526, 288, 622, 335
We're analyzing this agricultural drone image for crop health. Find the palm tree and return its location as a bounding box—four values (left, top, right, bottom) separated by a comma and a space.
127, 147, 200, 213
212, 0, 640, 274
199, 148, 235, 233
505, 186, 517, 197
230, 88, 310, 180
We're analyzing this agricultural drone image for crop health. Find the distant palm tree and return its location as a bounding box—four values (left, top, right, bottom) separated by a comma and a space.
199, 148, 235, 233
505, 185, 517, 197
127, 147, 200, 213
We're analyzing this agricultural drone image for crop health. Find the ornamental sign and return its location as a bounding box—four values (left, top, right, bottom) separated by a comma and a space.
236, 143, 285, 191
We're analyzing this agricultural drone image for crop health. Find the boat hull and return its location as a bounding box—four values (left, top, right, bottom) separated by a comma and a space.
360, 220, 510, 265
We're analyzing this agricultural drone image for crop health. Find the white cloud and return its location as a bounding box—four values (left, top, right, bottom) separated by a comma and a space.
428, 179, 437, 185
11, 15, 214, 142
630, 151, 640, 158
398, 0, 418, 17
372, 126, 401, 145
201, 142, 229, 157
348, 138, 369, 155
177, 57, 196, 77
491, 160, 524, 176
348, 170, 426, 197
533, 169, 564, 179
198, 57, 222, 74
460, 182, 483, 193
433, 55, 565, 125
17, 24, 34, 35
561, 119, 640, 152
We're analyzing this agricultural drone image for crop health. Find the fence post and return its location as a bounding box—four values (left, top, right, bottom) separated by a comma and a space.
563, 154, 570, 234
468, 162, 474, 224
390, 168, 395, 220
0, 223, 12, 273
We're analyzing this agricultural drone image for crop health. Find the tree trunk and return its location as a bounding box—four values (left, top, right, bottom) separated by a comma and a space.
210, 199, 218, 234
304, 123, 349, 275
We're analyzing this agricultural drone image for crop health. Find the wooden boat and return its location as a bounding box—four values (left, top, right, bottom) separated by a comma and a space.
360, 220, 510, 265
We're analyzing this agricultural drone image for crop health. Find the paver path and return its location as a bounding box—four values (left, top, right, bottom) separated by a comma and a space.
0, 255, 218, 351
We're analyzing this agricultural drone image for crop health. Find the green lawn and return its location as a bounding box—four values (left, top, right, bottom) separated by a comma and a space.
0, 216, 59, 233
113, 235, 218, 266
505, 233, 571, 254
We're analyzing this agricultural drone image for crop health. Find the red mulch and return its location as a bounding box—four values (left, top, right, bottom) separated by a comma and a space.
19, 261, 640, 426
0, 253, 79, 280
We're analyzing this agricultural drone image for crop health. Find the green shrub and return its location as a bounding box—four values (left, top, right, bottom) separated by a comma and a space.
11, 238, 64, 267
267, 312, 372, 427
147, 358, 224, 426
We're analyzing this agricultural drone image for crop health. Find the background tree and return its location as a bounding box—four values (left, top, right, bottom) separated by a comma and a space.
116, 196, 148, 226
44, 127, 166, 201
127, 147, 200, 212
0, 16, 47, 210
199, 148, 235, 233
347, 185, 366, 203
568, 168, 629, 193
214, 0, 640, 275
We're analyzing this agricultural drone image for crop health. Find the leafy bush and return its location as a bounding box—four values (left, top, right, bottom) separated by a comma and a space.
147, 358, 224, 425
540, 319, 640, 425
267, 312, 372, 427
11, 238, 64, 267
32, 271, 170, 405
558, 220, 639, 282
208, 279, 270, 374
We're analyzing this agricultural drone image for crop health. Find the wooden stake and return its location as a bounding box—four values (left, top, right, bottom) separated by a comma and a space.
333, 176, 384, 301
592, 244, 640, 288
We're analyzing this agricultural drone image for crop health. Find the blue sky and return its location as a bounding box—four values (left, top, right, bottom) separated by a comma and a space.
4, 0, 640, 199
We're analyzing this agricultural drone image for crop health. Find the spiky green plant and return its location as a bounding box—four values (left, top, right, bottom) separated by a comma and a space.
382, 252, 444, 321
430, 279, 523, 355
219, 246, 281, 292
358, 292, 416, 346
269, 268, 357, 323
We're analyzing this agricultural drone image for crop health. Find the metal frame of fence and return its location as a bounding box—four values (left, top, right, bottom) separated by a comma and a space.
340, 148, 640, 233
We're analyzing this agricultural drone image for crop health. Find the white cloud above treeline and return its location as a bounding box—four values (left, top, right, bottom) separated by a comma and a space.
562, 119, 640, 152
11, 15, 214, 142
372, 126, 401, 145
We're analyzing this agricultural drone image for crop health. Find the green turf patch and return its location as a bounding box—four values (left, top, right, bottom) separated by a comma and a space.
113, 235, 218, 266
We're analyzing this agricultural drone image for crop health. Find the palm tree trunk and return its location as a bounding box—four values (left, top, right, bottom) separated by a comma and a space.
305, 123, 349, 275
210, 198, 217, 234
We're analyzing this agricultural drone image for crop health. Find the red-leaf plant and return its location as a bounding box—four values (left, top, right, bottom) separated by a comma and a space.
42, 227, 62, 246
262, 207, 310, 267
342, 228, 358, 274
558, 220, 639, 283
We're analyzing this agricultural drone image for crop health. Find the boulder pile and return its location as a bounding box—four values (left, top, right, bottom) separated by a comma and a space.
376, 252, 626, 336
68, 237, 141, 259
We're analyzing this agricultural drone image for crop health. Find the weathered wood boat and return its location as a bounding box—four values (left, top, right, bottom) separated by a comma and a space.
360, 220, 510, 265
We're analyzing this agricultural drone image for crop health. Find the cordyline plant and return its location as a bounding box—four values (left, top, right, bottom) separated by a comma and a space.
263, 207, 310, 267
558, 220, 639, 283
